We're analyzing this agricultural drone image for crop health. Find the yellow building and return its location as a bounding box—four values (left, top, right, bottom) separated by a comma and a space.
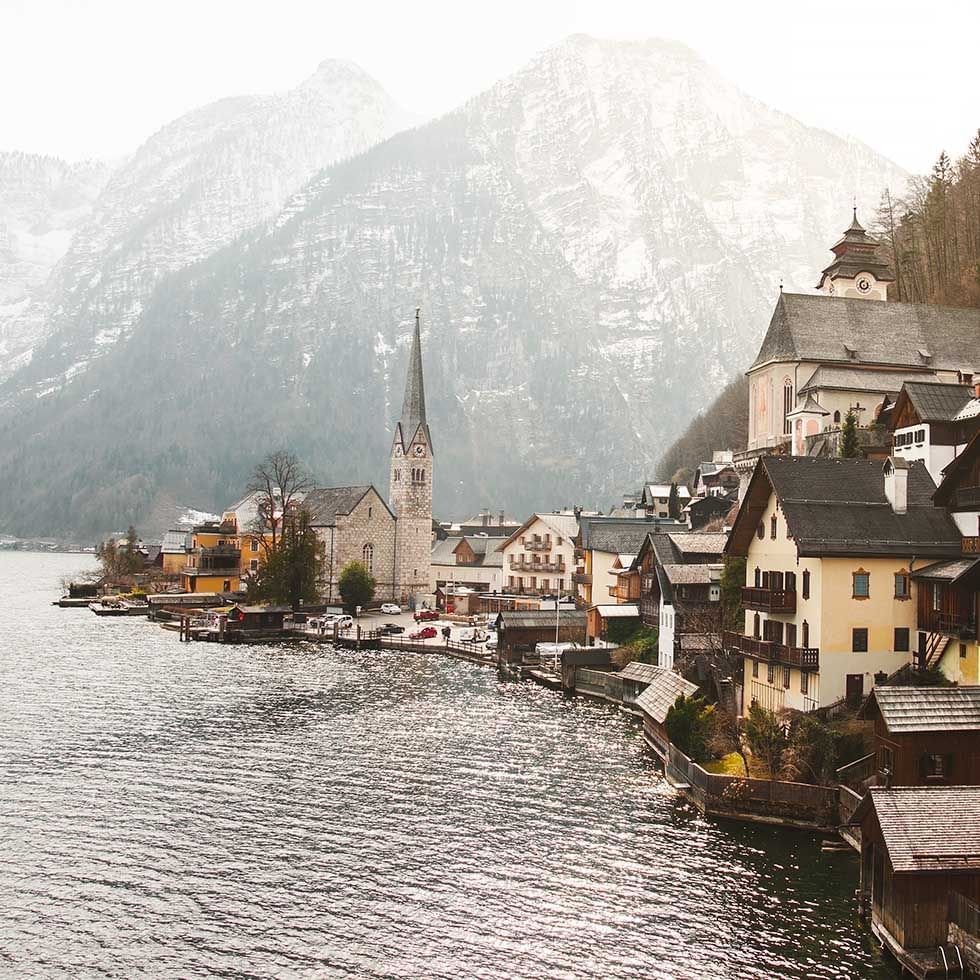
179, 522, 244, 594
725, 455, 962, 713
160, 529, 189, 576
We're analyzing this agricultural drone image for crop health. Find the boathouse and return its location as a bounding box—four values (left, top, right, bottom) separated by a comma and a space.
495, 609, 587, 660
859, 686, 980, 787
223, 604, 290, 637
851, 786, 980, 977
634, 668, 699, 756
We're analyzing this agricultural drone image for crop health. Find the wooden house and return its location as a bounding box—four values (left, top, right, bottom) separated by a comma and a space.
851, 787, 980, 976
224, 604, 290, 635
634, 668, 699, 756
494, 609, 587, 660
859, 687, 980, 788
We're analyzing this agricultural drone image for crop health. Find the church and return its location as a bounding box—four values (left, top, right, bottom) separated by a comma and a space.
740, 211, 980, 467
298, 309, 434, 607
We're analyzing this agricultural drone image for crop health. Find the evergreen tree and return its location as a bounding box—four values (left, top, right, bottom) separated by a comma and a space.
743, 703, 789, 793
839, 409, 860, 458
667, 482, 681, 519
665, 694, 716, 763
338, 560, 375, 615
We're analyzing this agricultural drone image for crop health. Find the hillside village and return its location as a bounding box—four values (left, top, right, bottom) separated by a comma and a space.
79, 207, 980, 977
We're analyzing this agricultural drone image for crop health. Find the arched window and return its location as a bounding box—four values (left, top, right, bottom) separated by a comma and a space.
753, 612, 761, 639
754, 567, 761, 587
783, 380, 794, 435
362, 543, 374, 573
833, 410, 841, 425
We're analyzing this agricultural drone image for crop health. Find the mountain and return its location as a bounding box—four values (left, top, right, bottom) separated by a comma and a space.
0, 59, 416, 382
0, 151, 110, 369
0, 36, 905, 538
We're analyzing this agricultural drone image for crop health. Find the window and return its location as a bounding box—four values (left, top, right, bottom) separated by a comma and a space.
368, 505, 372, 519
362, 543, 374, 573
250, 538, 259, 552
786, 623, 797, 648
754, 567, 761, 587
767, 663, 775, 684
752, 659, 759, 678
894, 628, 910, 652
785, 571, 796, 593
783, 666, 791, 689
753, 612, 761, 639
394, 470, 400, 482
770, 515, 777, 539
852, 570, 870, 599
880, 745, 894, 774
852, 627, 868, 652
800, 671, 809, 695
962, 643, 969, 660
249, 559, 258, 572
894, 572, 909, 599
933, 583, 942, 612
757, 523, 764, 540
802, 569, 810, 600
783, 380, 794, 435
802, 620, 809, 647
833, 410, 841, 424
923, 753, 949, 781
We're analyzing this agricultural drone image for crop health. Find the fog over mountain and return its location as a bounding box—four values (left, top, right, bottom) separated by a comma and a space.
0, 35, 905, 538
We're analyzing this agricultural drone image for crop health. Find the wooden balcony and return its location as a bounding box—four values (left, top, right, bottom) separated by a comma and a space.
964, 536, 980, 555
510, 559, 566, 573
723, 630, 819, 670
918, 608, 977, 638
523, 538, 552, 551
741, 586, 796, 613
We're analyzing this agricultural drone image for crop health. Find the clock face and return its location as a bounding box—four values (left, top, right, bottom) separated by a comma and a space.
413, 444, 426, 458
857, 276, 872, 293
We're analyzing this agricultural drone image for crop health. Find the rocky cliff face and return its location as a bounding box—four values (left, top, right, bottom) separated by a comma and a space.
0, 152, 110, 371
0, 37, 905, 537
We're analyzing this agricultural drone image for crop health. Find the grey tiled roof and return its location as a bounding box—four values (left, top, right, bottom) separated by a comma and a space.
304, 486, 376, 526
902, 381, 975, 422
799, 365, 932, 395
667, 532, 728, 556
634, 669, 699, 724
661, 564, 717, 585
619, 662, 663, 684
497, 610, 587, 629
854, 787, 980, 872
911, 558, 980, 583
750, 292, 980, 372
864, 686, 980, 733
161, 529, 189, 554
585, 523, 656, 554
763, 456, 962, 557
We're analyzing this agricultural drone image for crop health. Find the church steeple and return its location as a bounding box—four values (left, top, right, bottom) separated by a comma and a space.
816, 208, 895, 300
394, 307, 433, 454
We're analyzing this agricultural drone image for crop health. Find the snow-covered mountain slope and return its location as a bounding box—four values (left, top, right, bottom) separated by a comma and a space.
0, 36, 905, 536
0, 152, 110, 363
0, 59, 416, 381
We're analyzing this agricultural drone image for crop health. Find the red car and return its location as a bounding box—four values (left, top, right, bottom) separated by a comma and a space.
410, 626, 438, 640
414, 609, 439, 622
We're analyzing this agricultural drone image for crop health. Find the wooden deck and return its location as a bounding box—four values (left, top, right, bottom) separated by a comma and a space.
873, 921, 965, 979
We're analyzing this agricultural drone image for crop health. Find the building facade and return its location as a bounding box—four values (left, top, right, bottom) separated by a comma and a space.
498, 513, 578, 597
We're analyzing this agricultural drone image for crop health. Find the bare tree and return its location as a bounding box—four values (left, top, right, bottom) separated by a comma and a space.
246, 450, 314, 554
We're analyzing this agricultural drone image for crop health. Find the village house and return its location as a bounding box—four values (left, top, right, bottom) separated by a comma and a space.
692, 452, 738, 497
890, 380, 980, 484
724, 455, 962, 714
638, 483, 691, 518
859, 686, 980, 788
851, 786, 980, 977
452, 510, 522, 538
575, 516, 664, 607
430, 534, 504, 605
179, 521, 243, 593
737, 212, 980, 489
160, 529, 190, 576
586, 603, 641, 646
684, 492, 736, 531
635, 531, 727, 670
497, 513, 579, 597
494, 608, 587, 661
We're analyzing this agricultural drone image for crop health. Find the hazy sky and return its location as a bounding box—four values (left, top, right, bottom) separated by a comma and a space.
1, 0, 975, 173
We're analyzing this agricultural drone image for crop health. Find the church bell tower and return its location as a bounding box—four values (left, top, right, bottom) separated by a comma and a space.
816, 209, 895, 300
389, 308, 433, 606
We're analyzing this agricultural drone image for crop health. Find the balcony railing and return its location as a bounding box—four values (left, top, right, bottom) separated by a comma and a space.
723, 630, 819, 670
510, 559, 566, 573
523, 538, 552, 551
964, 536, 980, 555
572, 572, 592, 585
741, 586, 796, 613
918, 609, 978, 638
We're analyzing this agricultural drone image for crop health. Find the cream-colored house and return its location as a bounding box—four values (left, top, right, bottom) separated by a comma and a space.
497, 513, 579, 596
725, 455, 962, 713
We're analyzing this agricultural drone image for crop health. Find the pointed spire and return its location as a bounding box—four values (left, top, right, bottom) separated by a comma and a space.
396, 306, 431, 451
848, 205, 865, 233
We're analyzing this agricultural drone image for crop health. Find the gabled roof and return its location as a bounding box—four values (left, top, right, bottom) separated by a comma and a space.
582, 520, 655, 555
860, 686, 980, 733
634, 669, 699, 724
897, 381, 976, 424
304, 486, 392, 526
851, 787, 980, 873
668, 532, 727, 556
750, 292, 980, 373
644, 483, 692, 500
934, 430, 980, 507
496, 610, 587, 629
619, 662, 664, 684
497, 513, 580, 550
799, 365, 927, 396
661, 564, 719, 585
726, 456, 962, 559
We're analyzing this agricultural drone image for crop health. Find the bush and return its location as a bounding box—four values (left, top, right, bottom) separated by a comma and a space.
665, 694, 716, 763
611, 626, 659, 667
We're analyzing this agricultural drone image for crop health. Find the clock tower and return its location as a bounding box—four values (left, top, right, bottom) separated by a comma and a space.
816, 209, 894, 301
389, 308, 433, 606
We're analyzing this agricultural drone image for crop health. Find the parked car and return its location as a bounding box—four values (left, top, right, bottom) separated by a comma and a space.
414, 609, 439, 622
410, 626, 438, 640
459, 628, 485, 643
380, 603, 402, 615
485, 632, 498, 650
379, 623, 405, 635
334, 615, 354, 630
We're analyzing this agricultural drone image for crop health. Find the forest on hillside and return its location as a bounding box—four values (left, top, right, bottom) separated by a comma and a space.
657, 129, 980, 485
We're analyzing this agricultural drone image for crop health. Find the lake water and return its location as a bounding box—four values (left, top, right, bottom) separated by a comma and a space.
0, 552, 894, 978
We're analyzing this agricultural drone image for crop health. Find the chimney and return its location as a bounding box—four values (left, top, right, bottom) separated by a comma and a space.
481, 510, 490, 527
498, 510, 505, 526
883, 457, 908, 515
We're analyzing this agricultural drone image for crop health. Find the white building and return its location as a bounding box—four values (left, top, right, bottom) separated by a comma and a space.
497, 513, 579, 596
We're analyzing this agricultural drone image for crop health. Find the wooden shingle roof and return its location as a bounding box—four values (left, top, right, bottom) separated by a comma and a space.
861, 686, 980, 733
852, 787, 980, 873
634, 669, 699, 724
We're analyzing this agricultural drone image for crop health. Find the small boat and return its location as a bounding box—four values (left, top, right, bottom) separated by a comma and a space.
89, 600, 130, 616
